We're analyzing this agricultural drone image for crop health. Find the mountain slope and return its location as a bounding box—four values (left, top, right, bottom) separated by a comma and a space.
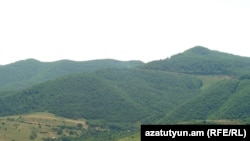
209, 79, 250, 120
0, 59, 143, 91
142, 46, 250, 77
1, 46, 250, 140
160, 78, 250, 123
0, 68, 202, 124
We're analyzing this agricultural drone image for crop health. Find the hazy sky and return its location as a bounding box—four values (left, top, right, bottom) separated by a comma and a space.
0, 0, 250, 65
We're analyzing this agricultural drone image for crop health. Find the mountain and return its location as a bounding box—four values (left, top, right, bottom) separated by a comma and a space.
0, 68, 202, 125
142, 46, 250, 77
1, 47, 250, 125
160, 78, 250, 123
0, 46, 250, 140
0, 59, 143, 91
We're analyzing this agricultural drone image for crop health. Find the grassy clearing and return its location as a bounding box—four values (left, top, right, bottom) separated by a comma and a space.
0, 112, 87, 141
195, 75, 231, 90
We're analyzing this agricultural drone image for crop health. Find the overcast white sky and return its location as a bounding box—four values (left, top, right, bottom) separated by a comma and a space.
0, 0, 250, 65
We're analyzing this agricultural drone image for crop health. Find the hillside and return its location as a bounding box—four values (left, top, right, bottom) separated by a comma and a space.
0, 112, 87, 141
0, 68, 202, 125
0, 59, 143, 91
142, 46, 250, 77
160, 78, 250, 124
0, 46, 250, 140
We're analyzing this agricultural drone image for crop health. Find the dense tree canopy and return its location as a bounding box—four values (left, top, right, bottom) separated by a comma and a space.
0, 46, 250, 140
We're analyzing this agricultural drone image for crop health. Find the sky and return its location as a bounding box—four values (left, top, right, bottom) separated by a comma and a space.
0, 0, 250, 65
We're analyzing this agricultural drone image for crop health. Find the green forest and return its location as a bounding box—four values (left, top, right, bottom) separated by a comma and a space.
0, 46, 250, 140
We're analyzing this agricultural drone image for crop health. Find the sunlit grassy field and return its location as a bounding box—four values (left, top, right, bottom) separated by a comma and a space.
0, 112, 87, 141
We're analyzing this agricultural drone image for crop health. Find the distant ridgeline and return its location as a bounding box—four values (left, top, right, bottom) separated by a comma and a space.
142, 46, 250, 77
0, 59, 143, 91
0, 46, 250, 132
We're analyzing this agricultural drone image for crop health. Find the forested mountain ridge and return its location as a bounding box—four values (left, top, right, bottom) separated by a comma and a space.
0, 68, 202, 125
0, 46, 250, 140
142, 46, 250, 77
0, 59, 143, 91
1, 46, 250, 125
160, 78, 250, 124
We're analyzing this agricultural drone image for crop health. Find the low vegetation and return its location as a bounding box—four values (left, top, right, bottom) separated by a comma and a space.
0, 112, 87, 141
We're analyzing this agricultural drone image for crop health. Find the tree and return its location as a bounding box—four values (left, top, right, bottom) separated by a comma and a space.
57, 128, 63, 135
77, 123, 83, 129
29, 131, 37, 140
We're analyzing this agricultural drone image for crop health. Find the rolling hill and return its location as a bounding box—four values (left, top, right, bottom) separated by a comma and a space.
159, 78, 250, 124
142, 46, 250, 77
0, 46, 250, 140
0, 59, 143, 91
0, 68, 202, 124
